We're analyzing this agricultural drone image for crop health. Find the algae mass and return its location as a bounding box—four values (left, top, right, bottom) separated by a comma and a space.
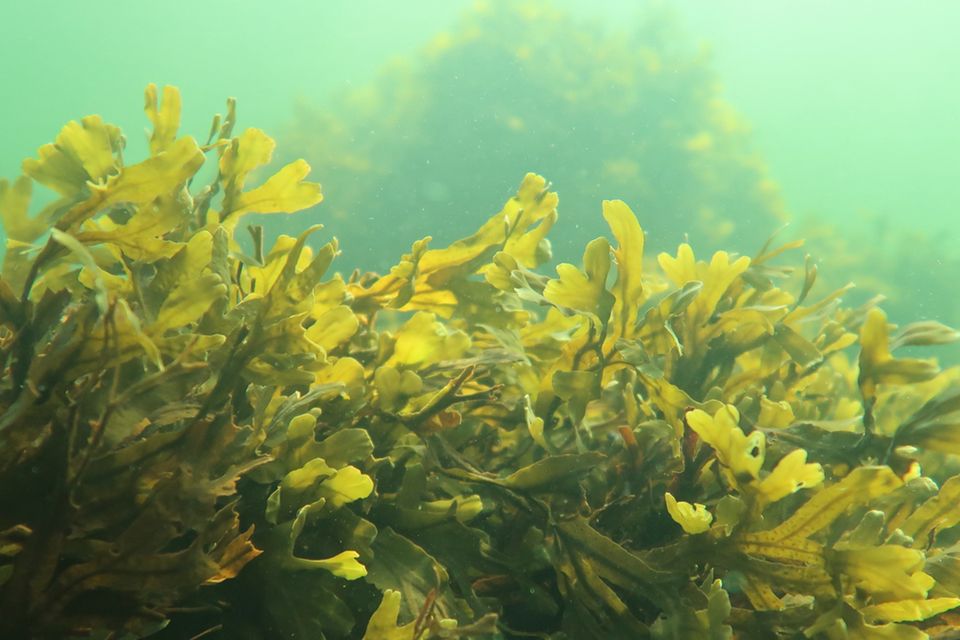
1, 84, 960, 640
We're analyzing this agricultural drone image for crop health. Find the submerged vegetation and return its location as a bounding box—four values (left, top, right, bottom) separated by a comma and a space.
3, 85, 960, 640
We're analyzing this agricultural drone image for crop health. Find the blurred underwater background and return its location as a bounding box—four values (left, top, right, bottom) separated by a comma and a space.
3, 0, 958, 339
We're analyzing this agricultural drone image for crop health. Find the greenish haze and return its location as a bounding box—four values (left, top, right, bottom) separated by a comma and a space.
4, 1, 958, 341
580, 0, 960, 237
3, 0, 958, 236
0, 0, 465, 178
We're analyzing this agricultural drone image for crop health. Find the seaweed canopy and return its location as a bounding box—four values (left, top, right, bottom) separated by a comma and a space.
3, 85, 960, 640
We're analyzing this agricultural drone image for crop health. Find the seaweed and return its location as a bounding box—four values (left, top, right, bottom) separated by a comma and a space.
2, 85, 960, 640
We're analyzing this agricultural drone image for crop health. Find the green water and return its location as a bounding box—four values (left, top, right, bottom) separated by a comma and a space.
2, 0, 958, 325
4, 0, 958, 230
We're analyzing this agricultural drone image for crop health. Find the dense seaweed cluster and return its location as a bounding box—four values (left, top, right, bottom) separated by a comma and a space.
2, 87, 960, 640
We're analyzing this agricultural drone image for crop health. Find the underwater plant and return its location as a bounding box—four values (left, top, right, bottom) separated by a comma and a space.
3, 85, 960, 640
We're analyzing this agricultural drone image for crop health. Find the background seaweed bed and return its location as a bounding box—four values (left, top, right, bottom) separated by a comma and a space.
2, 84, 960, 640
274, 1, 958, 364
